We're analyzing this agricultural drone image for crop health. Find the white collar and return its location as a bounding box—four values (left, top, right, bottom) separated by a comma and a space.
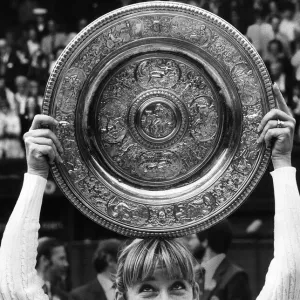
202, 253, 226, 289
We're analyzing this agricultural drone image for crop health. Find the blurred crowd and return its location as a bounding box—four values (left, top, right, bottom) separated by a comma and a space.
0, 12, 88, 159
1, 0, 300, 159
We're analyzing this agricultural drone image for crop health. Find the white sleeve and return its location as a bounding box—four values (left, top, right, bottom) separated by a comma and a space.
256, 167, 300, 300
0, 173, 49, 300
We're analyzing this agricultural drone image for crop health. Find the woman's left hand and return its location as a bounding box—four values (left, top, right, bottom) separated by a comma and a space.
257, 83, 295, 169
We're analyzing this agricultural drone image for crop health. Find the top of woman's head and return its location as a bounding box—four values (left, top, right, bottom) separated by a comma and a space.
115, 238, 199, 296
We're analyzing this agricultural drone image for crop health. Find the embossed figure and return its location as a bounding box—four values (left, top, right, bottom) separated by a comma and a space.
106, 22, 131, 48
171, 17, 211, 46
136, 59, 180, 88
141, 103, 175, 138
190, 97, 218, 141
58, 68, 86, 114
136, 151, 181, 180
100, 101, 127, 144
231, 63, 261, 106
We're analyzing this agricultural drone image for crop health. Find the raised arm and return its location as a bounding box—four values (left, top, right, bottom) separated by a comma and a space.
0, 115, 63, 300
256, 84, 300, 300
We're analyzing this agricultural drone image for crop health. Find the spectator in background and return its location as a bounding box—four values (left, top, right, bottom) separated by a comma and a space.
270, 14, 292, 59
0, 75, 23, 159
49, 46, 65, 74
36, 237, 69, 300
14, 75, 30, 136
0, 75, 15, 114
246, 9, 273, 58
28, 79, 42, 119
293, 82, 300, 141
41, 19, 66, 59
252, 0, 268, 12
69, 239, 123, 300
291, 39, 300, 81
33, 8, 48, 41
264, 39, 292, 78
201, 0, 230, 22
269, 59, 294, 107
27, 48, 49, 89
26, 26, 40, 58
64, 18, 88, 47
0, 38, 27, 92
268, 0, 279, 18
279, 2, 299, 44
264, 39, 285, 63
189, 220, 252, 300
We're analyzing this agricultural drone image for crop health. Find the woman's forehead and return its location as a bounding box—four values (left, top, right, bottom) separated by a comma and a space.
142, 265, 185, 281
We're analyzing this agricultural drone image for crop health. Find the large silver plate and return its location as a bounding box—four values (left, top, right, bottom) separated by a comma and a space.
43, 1, 274, 237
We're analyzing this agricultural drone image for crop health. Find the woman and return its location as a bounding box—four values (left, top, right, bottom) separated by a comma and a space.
114, 239, 200, 300
0, 85, 300, 300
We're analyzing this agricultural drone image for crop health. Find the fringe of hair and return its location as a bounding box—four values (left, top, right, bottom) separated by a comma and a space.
114, 238, 202, 299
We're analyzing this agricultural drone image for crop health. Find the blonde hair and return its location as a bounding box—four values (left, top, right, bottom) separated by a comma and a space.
115, 238, 200, 299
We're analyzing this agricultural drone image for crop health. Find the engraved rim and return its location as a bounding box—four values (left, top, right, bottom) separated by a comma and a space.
43, 1, 273, 237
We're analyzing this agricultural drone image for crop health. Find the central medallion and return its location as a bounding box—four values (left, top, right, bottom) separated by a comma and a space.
128, 90, 187, 149
140, 101, 176, 139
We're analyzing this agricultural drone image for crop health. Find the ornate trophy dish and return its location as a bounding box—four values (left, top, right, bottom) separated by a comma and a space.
43, 1, 275, 237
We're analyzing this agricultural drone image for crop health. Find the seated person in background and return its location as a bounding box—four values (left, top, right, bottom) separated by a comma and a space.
27, 79, 43, 119
246, 9, 273, 58
0, 75, 15, 114
0, 75, 24, 159
0, 84, 300, 300
14, 75, 30, 136
36, 237, 69, 300
190, 220, 251, 300
263, 39, 289, 66
69, 239, 122, 300
268, 60, 294, 108
269, 14, 291, 59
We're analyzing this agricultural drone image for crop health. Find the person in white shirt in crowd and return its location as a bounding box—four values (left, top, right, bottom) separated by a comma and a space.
279, 2, 300, 44
26, 27, 41, 58
41, 19, 66, 59
246, 9, 273, 58
36, 237, 69, 300
0, 84, 300, 300
69, 239, 122, 300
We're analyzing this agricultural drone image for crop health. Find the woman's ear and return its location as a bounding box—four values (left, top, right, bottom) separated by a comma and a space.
39, 255, 50, 269
193, 282, 200, 300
